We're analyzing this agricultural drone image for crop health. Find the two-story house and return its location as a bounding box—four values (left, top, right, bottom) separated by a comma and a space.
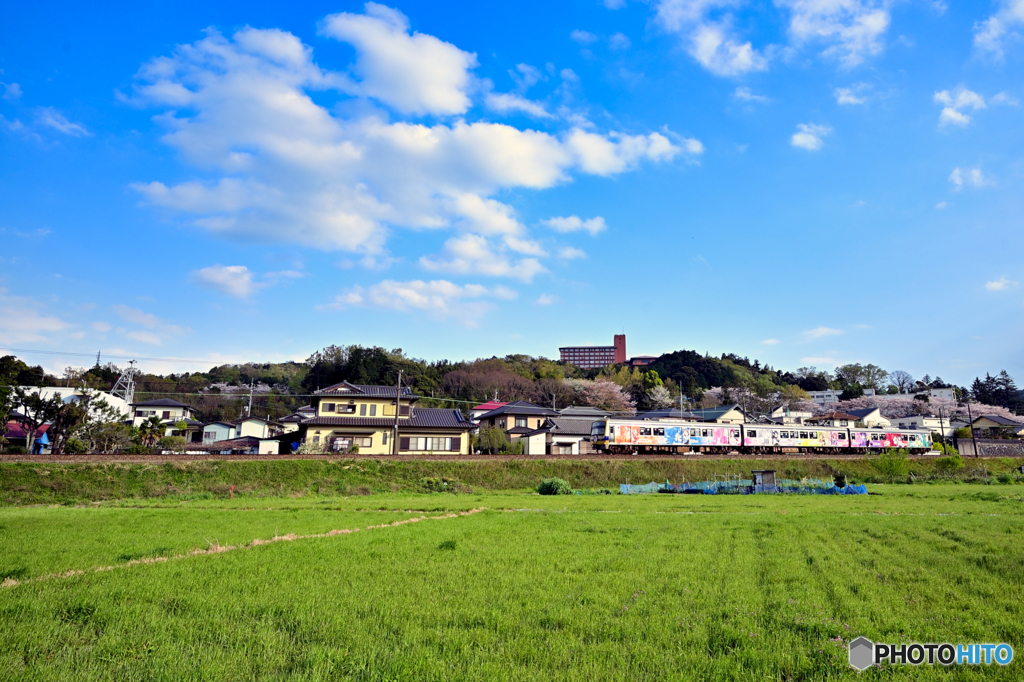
475, 401, 561, 441
131, 398, 203, 441
301, 381, 475, 454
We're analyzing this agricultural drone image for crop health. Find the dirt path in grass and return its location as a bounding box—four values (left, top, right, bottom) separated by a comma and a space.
0, 507, 487, 590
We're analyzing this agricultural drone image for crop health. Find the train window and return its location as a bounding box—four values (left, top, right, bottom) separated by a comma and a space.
654, 428, 665, 436
701, 429, 708, 437
799, 432, 807, 439
781, 431, 789, 438
838, 433, 846, 440
748, 429, 757, 437
731, 429, 739, 437
639, 428, 651, 436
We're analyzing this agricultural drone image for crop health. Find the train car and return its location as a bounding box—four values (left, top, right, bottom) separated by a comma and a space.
591, 419, 933, 455
742, 425, 851, 453
591, 419, 741, 453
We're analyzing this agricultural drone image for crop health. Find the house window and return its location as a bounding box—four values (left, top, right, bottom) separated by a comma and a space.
556, 445, 572, 455
360, 404, 367, 416
399, 405, 410, 416
840, 420, 848, 426
407, 437, 453, 451
516, 417, 527, 428
370, 405, 376, 416
323, 403, 335, 413
382, 432, 388, 444
162, 411, 170, 419
313, 436, 320, 444
203, 431, 216, 441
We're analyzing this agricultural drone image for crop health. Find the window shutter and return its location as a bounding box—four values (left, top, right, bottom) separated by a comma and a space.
399, 437, 410, 451
400, 406, 410, 416
450, 437, 460, 452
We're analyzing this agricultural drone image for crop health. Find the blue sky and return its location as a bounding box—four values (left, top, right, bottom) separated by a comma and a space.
1, 0, 1022, 383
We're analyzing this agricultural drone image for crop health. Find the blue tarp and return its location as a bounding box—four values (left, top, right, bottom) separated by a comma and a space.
619, 480, 868, 495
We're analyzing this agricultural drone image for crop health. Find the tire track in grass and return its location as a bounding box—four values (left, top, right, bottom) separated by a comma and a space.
0, 508, 487, 590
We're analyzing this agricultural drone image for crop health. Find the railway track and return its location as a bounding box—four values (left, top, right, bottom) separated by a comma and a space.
0, 451, 960, 464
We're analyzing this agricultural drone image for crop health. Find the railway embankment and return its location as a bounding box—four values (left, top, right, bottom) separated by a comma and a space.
1, 456, 1022, 505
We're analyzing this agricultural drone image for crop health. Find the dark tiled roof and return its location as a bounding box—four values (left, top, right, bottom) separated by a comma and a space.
558, 406, 613, 417
547, 418, 597, 436
305, 408, 473, 430
476, 400, 560, 419
845, 408, 880, 419
203, 421, 234, 428
974, 415, 1024, 426
132, 398, 192, 408
314, 381, 418, 399
807, 412, 860, 422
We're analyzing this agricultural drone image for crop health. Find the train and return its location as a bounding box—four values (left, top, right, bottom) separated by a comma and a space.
589, 418, 932, 455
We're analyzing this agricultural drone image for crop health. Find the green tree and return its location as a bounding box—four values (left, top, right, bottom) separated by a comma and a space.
13, 388, 63, 454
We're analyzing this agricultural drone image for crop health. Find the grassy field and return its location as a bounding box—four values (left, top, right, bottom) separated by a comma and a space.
2, 484, 1023, 680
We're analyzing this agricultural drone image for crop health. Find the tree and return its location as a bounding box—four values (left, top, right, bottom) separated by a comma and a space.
888, 370, 914, 394
839, 384, 865, 401
792, 367, 832, 392
563, 379, 635, 413
139, 415, 166, 447
646, 385, 673, 409
835, 364, 888, 390
0, 384, 15, 447
13, 388, 63, 454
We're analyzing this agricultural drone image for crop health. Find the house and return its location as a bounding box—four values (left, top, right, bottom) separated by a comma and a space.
15, 386, 129, 419
807, 389, 878, 406
769, 406, 813, 424
894, 415, 958, 437
970, 415, 1024, 438
131, 399, 195, 427
301, 381, 475, 454
168, 418, 205, 443
558, 406, 614, 419
845, 407, 890, 428
469, 400, 507, 421
233, 417, 284, 439
3, 422, 50, 453
279, 405, 316, 433
202, 421, 235, 444
805, 412, 861, 428
522, 418, 597, 455
474, 401, 561, 441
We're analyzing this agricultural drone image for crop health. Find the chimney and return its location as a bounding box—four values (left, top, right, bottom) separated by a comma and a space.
613, 334, 626, 364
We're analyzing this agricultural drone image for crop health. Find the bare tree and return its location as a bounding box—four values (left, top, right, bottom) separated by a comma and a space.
888, 370, 914, 394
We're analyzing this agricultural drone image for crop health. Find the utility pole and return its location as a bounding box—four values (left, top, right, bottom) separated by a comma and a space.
96, 350, 101, 367
967, 401, 979, 458
247, 379, 254, 418
392, 370, 403, 456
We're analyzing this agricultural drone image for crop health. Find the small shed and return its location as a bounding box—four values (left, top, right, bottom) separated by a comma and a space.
751, 470, 776, 487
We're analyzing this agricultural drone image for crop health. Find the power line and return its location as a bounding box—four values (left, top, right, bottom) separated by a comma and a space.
1, 347, 233, 364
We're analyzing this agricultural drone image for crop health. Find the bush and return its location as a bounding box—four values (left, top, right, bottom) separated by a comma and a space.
157, 436, 187, 452
420, 477, 456, 493
123, 443, 149, 454
537, 477, 573, 495
997, 473, 1013, 485
954, 427, 972, 439
296, 439, 328, 455
935, 455, 965, 473
64, 438, 87, 454
932, 442, 959, 456
2, 445, 27, 454
872, 449, 909, 478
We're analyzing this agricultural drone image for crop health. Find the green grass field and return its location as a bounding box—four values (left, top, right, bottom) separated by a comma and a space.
2, 483, 1023, 680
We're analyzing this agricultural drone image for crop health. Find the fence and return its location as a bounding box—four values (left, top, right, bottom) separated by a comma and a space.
956, 439, 1024, 458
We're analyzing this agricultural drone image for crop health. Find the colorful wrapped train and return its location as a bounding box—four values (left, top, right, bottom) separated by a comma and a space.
589, 418, 932, 455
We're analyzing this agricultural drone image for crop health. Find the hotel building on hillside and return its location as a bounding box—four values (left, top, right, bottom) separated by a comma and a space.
300, 381, 475, 454
559, 334, 627, 369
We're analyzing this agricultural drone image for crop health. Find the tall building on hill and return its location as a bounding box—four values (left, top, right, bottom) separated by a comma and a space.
559, 334, 626, 369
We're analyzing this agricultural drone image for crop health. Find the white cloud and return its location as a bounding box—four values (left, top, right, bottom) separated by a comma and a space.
420, 234, 546, 282
992, 91, 1018, 105
320, 278, 516, 324
35, 107, 90, 136
777, 0, 891, 67
934, 86, 985, 127
0, 288, 71, 344
985, 276, 1017, 291
734, 86, 769, 103
570, 29, 599, 45
604, 0, 627, 8
484, 92, 553, 119
126, 13, 685, 277
91, 321, 112, 332
1, 82, 21, 100
558, 246, 587, 259
609, 32, 632, 51
935, 201, 948, 209
112, 304, 187, 345
802, 326, 843, 340
948, 166, 991, 191
536, 294, 558, 305
191, 264, 258, 298
509, 63, 544, 92
653, 2, 768, 76
834, 86, 865, 105
319, 3, 477, 116
973, 0, 1024, 58
541, 215, 607, 236
503, 235, 547, 256
761, 338, 779, 345
790, 123, 831, 151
